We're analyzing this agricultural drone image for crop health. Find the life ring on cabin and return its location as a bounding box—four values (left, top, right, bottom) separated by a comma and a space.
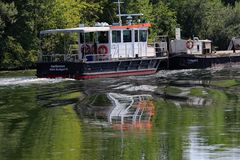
81, 44, 91, 54
186, 40, 194, 49
98, 45, 108, 55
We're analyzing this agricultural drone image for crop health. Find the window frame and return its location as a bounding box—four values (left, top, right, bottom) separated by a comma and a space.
135, 30, 139, 42
123, 30, 132, 43
97, 31, 109, 44
112, 30, 122, 43
139, 29, 148, 42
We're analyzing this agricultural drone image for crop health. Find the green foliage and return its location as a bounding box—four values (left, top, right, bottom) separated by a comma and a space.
0, 2, 17, 37
126, 0, 153, 22
1, 36, 25, 69
199, 1, 232, 49
2, 0, 240, 69
0, 70, 35, 77
152, 2, 176, 37
0, 0, 102, 70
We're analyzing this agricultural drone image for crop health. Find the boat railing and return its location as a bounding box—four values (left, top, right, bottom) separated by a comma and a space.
41, 53, 80, 62
67, 44, 79, 55
153, 36, 168, 57
84, 54, 111, 62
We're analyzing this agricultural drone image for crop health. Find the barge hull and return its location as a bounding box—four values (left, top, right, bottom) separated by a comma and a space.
37, 58, 164, 79
168, 54, 240, 69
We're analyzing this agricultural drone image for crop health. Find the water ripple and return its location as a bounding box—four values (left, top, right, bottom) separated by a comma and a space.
0, 77, 74, 86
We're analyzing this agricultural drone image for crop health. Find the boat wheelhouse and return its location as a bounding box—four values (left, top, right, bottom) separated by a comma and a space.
37, 21, 167, 79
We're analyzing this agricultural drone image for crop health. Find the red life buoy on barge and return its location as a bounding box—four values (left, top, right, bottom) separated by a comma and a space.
98, 45, 108, 55
186, 40, 194, 49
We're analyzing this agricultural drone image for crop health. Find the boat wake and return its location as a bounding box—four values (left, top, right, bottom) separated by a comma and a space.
0, 77, 73, 87
156, 69, 198, 78
113, 84, 157, 92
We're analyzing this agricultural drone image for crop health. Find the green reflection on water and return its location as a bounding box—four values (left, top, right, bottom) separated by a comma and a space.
20, 106, 81, 160
0, 84, 82, 160
152, 84, 240, 159
189, 87, 206, 97
211, 79, 240, 88
1, 73, 240, 159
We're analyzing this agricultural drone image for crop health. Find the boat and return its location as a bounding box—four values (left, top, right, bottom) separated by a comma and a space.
36, 1, 167, 79
158, 28, 240, 70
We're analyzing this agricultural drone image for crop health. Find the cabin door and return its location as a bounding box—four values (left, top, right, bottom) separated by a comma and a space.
138, 29, 148, 57
111, 29, 136, 58
133, 30, 140, 57
111, 30, 121, 58
122, 30, 134, 58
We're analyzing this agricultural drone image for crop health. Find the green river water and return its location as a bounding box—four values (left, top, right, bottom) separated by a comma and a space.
1, 67, 240, 160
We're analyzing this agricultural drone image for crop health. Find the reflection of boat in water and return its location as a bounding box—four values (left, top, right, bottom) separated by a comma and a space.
155, 80, 213, 107
108, 93, 154, 130
172, 97, 212, 107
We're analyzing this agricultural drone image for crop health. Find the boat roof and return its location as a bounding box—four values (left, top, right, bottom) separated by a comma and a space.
40, 27, 110, 35
111, 23, 151, 29
40, 23, 151, 35
199, 39, 212, 43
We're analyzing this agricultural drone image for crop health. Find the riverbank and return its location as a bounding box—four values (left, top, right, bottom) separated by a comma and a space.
0, 69, 36, 77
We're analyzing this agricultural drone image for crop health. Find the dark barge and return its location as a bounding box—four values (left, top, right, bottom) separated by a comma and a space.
168, 52, 240, 69
156, 30, 240, 70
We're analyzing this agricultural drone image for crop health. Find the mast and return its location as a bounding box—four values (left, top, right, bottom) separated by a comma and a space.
114, 0, 123, 26
114, 1, 144, 26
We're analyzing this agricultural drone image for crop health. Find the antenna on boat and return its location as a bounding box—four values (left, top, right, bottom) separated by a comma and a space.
114, 0, 144, 26
114, 0, 124, 26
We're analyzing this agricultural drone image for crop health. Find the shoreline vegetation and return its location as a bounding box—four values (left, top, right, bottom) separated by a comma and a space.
0, 69, 36, 77
1, 0, 240, 70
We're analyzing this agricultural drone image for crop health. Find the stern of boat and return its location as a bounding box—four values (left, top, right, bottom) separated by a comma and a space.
36, 62, 83, 79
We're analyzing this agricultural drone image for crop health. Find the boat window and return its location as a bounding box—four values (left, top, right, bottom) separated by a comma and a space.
123, 30, 132, 43
112, 30, 121, 43
80, 33, 84, 43
140, 30, 148, 42
98, 31, 109, 43
80, 32, 94, 43
135, 30, 139, 42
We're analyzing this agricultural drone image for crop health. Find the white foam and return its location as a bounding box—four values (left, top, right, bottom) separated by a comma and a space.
125, 85, 157, 92
113, 84, 133, 90
156, 69, 198, 78
0, 77, 74, 86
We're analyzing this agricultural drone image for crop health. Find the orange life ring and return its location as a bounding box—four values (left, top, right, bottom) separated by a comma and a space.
81, 44, 90, 54
186, 40, 194, 49
98, 45, 108, 54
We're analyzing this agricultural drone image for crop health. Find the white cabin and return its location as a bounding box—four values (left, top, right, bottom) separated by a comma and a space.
77, 23, 155, 61
40, 23, 157, 62
170, 37, 212, 55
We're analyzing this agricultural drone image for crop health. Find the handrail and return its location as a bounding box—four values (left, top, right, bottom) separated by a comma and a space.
84, 54, 111, 62
41, 53, 79, 62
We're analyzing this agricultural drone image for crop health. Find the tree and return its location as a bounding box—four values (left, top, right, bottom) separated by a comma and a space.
125, 0, 153, 22
0, 2, 17, 38
0, 2, 17, 66
200, 1, 235, 49
152, 2, 177, 37
0, 0, 102, 69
